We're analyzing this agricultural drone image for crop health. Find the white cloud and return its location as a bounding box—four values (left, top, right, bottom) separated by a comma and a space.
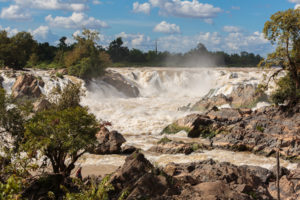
149, 0, 221, 20
45, 12, 108, 29
289, 0, 300, 3
223, 26, 241, 33
116, 32, 151, 48
133, 2, 151, 14
0, 5, 31, 20
295, 4, 300, 9
30, 26, 50, 40
93, 0, 101, 5
153, 21, 180, 34
13, 0, 87, 12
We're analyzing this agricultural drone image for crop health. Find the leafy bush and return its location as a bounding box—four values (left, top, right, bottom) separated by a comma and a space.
271, 74, 300, 105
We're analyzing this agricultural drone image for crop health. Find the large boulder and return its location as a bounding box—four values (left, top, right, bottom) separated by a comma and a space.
191, 84, 269, 111
161, 113, 223, 138
101, 70, 140, 97
89, 127, 126, 154
12, 74, 43, 98
108, 151, 179, 199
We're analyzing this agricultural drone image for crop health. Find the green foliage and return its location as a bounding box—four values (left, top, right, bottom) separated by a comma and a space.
64, 175, 114, 200
261, 8, 300, 104
0, 88, 25, 149
108, 37, 130, 62
256, 125, 265, 133
65, 29, 110, 79
24, 106, 99, 176
271, 73, 300, 105
158, 136, 172, 144
56, 72, 64, 79
0, 175, 23, 200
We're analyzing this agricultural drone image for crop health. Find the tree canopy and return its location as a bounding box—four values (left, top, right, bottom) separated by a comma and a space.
261, 8, 300, 104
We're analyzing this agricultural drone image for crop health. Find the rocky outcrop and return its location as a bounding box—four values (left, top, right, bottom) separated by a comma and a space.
163, 104, 300, 161
191, 84, 269, 111
89, 127, 126, 154
12, 74, 44, 99
108, 151, 179, 200
33, 99, 51, 112
107, 152, 300, 199
164, 160, 274, 200
101, 70, 140, 97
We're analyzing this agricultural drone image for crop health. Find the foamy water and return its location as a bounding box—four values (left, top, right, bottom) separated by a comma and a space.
1, 67, 292, 171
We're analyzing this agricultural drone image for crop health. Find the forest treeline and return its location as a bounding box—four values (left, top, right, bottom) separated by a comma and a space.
0, 29, 262, 77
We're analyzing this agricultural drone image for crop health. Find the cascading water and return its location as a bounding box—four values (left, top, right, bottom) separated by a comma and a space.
1, 67, 294, 176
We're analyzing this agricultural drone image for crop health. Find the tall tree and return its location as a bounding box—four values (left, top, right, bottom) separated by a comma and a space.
261, 8, 300, 104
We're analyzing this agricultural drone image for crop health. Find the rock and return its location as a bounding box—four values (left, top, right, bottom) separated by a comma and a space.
148, 141, 198, 155
12, 74, 43, 98
89, 127, 126, 154
191, 94, 231, 111
229, 84, 269, 108
206, 108, 243, 122
101, 70, 140, 97
108, 151, 179, 199
229, 72, 238, 79
0, 75, 3, 88
57, 68, 68, 75
165, 159, 273, 200
121, 145, 137, 154
268, 176, 298, 200
33, 99, 51, 112
191, 84, 269, 111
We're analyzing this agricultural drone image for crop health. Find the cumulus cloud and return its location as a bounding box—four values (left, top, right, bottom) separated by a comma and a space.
13, 0, 87, 12
153, 21, 180, 34
116, 32, 151, 48
223, 26, 241, 33
45, 12, 108, 29
231, 6, 240, 10
133, 2, 151, 14
29, 25, 59, 43
0, 5, 31, 20
289, 0, 300, 3
149, 0, 221, 21
0, 26, 19, 36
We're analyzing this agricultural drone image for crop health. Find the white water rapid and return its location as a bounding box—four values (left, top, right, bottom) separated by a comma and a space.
1, 67, 296, 176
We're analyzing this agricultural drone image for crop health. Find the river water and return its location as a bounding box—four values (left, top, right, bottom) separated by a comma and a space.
1, 67, 296, 175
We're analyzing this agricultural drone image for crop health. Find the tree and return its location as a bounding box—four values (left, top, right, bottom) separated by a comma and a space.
23, 83, 99, 177
261, 8, 300, 104
108, 37, 129, 62
65, 29, 110, 79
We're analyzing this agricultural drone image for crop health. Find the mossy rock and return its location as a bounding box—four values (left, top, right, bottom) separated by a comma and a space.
161, 123, 192, 135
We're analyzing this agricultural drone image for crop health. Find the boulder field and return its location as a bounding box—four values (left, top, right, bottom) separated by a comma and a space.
162, 104, 300, 162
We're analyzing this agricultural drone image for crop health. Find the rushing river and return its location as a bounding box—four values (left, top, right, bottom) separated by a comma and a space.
1, 67, 296, 176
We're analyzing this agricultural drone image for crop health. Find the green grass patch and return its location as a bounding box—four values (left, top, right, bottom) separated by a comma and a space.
158, 136, 172, 144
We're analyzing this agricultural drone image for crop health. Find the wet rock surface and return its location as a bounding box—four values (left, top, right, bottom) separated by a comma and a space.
191, 84, 269, 111
12, 74, 43, 98
101, 70, 140, 97
89, 127, 126, 154
163, 104, 300, 161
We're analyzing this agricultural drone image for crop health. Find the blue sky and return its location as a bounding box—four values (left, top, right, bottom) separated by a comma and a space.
0, 0, 299, 56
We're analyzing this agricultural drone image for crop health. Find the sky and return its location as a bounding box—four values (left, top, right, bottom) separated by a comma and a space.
0, 0, 299, 56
